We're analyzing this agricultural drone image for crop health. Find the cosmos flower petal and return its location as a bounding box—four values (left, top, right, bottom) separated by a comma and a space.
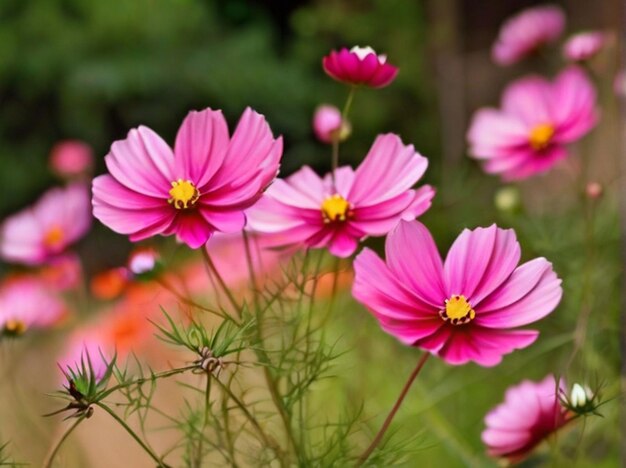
174, 108, 229, 188
385, 220, 446, 307
476, 258, 562, 328
349, 134, 428, 206
551, 66, 599, 142
105, 126, 174, 198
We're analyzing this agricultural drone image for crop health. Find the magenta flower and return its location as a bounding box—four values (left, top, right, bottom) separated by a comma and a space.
322, 46, 399, 88
92, 108, 282, 249
492, 5, 565, 66
313, 104, 350, 144
563, 31, 606, 62
49, 140, 94, 179
247, 134, 434, 258
483, 375, 570, 463
467, 67, 598, 181
353, 220, 562, 366
0, 276, 67, 336
0, 183, 92, 266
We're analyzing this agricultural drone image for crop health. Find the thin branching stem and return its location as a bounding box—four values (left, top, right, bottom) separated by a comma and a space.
201, 247, 241, 318
99, 366, 195, 400
43, 416, 85, 468
357, 353, 430, 466
96, 401, 168, 467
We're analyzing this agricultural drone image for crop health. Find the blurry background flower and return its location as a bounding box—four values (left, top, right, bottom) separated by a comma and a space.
312, 104, 351, 144
491, 4, 565, 66
49, 139, 94, 179
562, 31, 607, 62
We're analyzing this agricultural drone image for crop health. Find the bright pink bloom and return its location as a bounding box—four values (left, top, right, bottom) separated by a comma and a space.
353, 220, 562, 366
563, 31, 606, 62
482, 375, 570, 462
322, 46, 398, 88
492, 5, 565, 66
0, 276, 67, 336
247, 134, 434, 258
92, 108, 282, 249
49, 140, 94, 178
0, 183, 92, 265
467, 67, 598, 181
313, 105, 350, 144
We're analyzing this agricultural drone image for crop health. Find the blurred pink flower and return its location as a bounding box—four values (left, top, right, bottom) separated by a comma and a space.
39, 253, 82, 291
313, 105, 350, 144
563, 31, 606, 62
0, 183, 92, 265
482, 375, 570, 463
49, 140, 94, 179
322, 46, 398, 88
128, 247, 160, 276
0, 276, 67, 336
247, 134, 434, 258
353, 220, 562, 366
92, 108, 282, 249
492, 5, 565, 66
467, 66, 598, 181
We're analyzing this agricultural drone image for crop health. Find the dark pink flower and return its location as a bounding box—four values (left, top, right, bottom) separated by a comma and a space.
492, 5, 565, 66
483, 375, 570, 463
563, 31, 606, 62
353, 221, 562, 366
247, 134, 434, 258
92, 108, 282, 249
322, 46, 398, 88
0, 183, 92, 265
467, 67, 598, 181
49, 140, 94, 179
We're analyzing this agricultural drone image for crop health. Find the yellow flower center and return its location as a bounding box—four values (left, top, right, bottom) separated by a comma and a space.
4, 319, 26, 336
321, 194, 352, 223
43, 225, 64, 249
439, 295, 475, 326
168, 179, 200, 210
529, 123, 555, 151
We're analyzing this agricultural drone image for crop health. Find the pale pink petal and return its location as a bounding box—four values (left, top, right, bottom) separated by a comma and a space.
199, 209, 246, 233
467, 109, 529, 159
551, 66, 599, 142
502, 76, 552, 125
349, 134, 428, 206
402, 185, 436, 220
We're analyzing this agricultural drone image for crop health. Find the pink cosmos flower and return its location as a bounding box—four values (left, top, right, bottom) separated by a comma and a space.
563, 31, 606, 62
352, 220, 562, 366
0, 183, 92, 265
492, 5, 565, 66
322, 46, 399, 88
482, 375, 570, 463
246, 134, 435, 258
49, 140, 94, 179
92, 107, 282, 249
467, 66, 598, 181
313, 105, 350, 144
0, 276, 67, 336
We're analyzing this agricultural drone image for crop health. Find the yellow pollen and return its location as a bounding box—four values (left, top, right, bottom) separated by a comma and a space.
4, 319, 26, 336
43, 225, 64, 249
529, 123, 555, 151
168, 179, 200, 209
321, 194, 352, 223
439, 295, 475, 326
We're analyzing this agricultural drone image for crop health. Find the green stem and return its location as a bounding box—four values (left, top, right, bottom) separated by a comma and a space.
331, 85, 357, 188
201, 248, 241, 319
155, 277, 227, 319
356, 353, 430, 466
99, 366, 194, 400
194, 375, 212, 468
44, 416, 85, 468
96, 402, 168, 467
213, 377, 286, 466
